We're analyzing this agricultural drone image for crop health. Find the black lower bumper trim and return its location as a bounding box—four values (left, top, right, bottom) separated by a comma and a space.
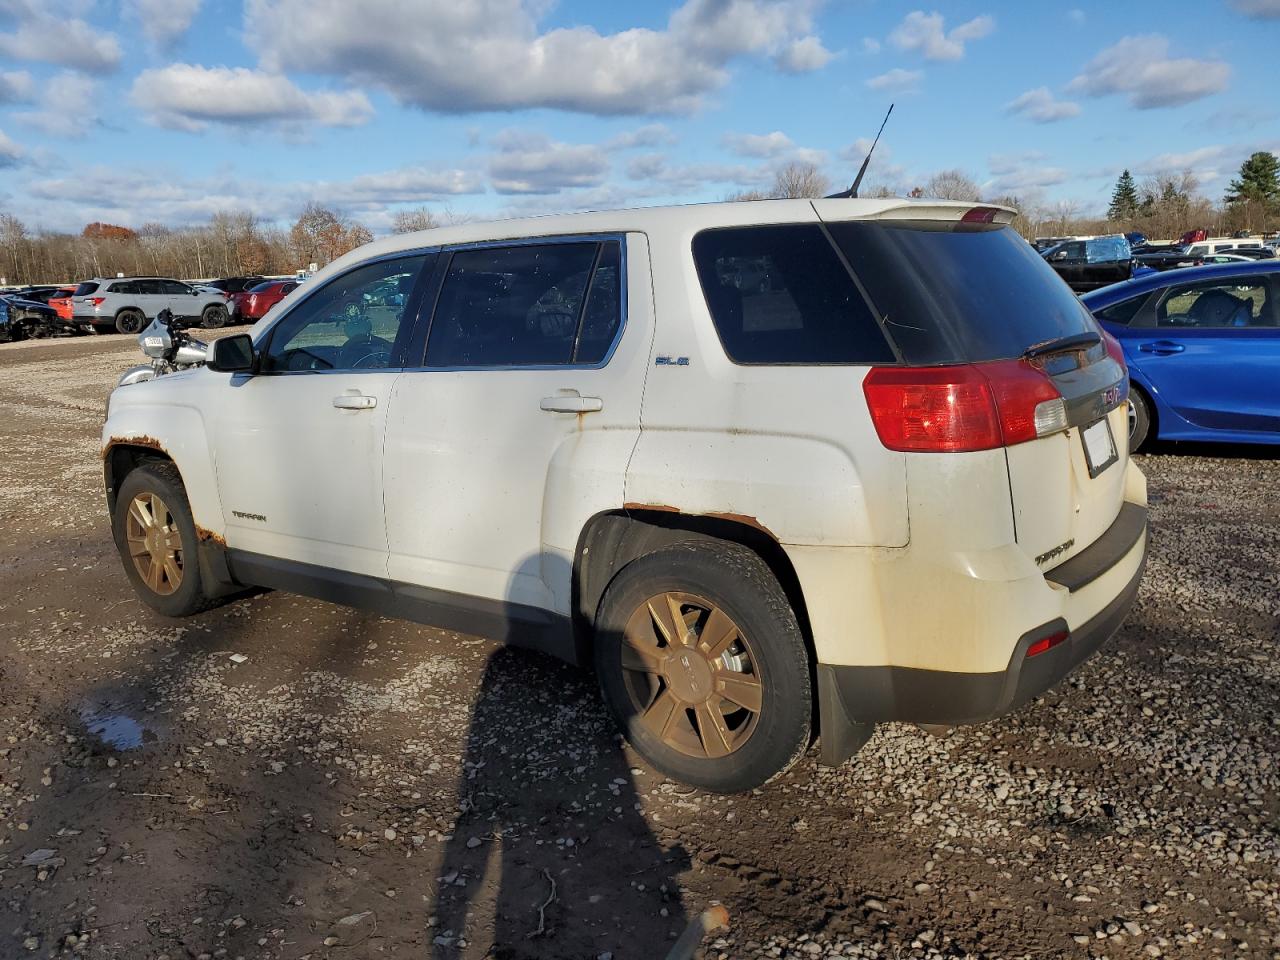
818, 527, 1146, 738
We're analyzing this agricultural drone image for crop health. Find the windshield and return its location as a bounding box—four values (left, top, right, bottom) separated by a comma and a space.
828, 220, 1098, 364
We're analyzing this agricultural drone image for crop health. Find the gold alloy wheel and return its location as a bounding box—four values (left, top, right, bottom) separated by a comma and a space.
124, 492, 184, 596
620, 592, 762, 759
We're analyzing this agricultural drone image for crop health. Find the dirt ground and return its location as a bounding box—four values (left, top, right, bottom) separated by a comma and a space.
0, 333, 1276, 960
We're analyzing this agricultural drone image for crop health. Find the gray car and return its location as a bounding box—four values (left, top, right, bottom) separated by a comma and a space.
71, 277, 231, 334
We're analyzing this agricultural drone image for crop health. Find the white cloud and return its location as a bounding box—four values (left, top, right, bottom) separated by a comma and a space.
1136, 145, 1229, 173
0, 70, 32, 104
320, 167, 485, 205
245, 0, 832, 116
0, 1, 121, 73
773, 35, 834, 73
131, 65, 374, 131
1068, 35, 1230, 108
1228, 0, 1280, 17
0, 127, 24, 167
866, 68, 922, 93
888, 11, 994, 61
487, 130, 610, 194
1006, 87, 1081, 123
985, 152, 1070, 193
623, 154, 760, 193
13, 72, 97, 136
722, 131, 795, 158
124, 0, 202, 46
1067, 8, 1086, 23
861, 37, 880, 54
603, 124, 677, 151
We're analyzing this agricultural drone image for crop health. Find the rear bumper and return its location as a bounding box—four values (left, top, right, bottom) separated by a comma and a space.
816, 506, 1147, 764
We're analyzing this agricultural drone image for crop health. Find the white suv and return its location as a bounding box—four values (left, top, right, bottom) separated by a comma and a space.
72, 277, 231, 334
101, 199, 1148, 793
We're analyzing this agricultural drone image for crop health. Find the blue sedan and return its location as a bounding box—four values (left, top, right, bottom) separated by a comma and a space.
1081, 261, 1280, 450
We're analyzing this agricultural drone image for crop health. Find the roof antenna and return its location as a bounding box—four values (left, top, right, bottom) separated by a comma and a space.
828, 103, 894, 199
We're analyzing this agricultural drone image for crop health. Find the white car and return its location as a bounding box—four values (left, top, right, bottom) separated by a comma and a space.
72, 277, 231, 334
101, 199, 1148, 793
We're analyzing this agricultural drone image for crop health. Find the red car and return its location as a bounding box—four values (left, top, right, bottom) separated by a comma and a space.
231, 279, 300, 321
47, 285, 78, 322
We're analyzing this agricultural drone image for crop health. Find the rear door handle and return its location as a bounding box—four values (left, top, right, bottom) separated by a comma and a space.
1139, 340, 1185, 355
540, 393, 603, 413
332, 395, 377, 410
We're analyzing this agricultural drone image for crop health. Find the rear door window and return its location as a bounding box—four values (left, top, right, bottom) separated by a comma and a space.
828, 220, 1099, 364
1093, 294, 1148, 326
1156, 279, 1273, 328
691, 224, 893, 364
424, 240, 621, 367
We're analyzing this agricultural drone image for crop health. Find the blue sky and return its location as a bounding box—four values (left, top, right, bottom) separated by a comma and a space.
1, 0, 1277, 234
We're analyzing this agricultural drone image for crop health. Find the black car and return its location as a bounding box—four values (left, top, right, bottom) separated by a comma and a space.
1227, 247, 1276, 260
14, 285, 70, 305
1041, 235, 1134, 292
0, 294, 63, 339
202, 276, 265, 294
1133, 247, 1204, 272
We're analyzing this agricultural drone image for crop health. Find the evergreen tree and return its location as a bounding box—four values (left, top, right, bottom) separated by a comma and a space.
1225, 151, 1280, 206
1107, 169, 1139, 221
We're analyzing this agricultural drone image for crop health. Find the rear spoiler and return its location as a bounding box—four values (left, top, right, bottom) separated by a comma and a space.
811, 199, 1017, 226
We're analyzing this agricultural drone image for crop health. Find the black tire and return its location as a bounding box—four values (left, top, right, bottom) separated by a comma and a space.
1128, 387, 1152, 452
112, 462, 221, 618
594, 540, 812, 793
201, 303, 229, 328
115, 309, 145, 335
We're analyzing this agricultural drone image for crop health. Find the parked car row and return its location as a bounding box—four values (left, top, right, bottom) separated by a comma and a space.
1038, 232, 1278, 293
0, 274, 305, 338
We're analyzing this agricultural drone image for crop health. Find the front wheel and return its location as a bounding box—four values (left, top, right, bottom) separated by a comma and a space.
594, 540, 812, 793
112, 462, 222, 617
201, 303, 228, 328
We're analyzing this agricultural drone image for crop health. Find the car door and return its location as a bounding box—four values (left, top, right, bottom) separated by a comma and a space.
382, 235, 651, 616
1126, 274, 1280, 434
128, 279, 164, 318
160, 279, 199, 319
210, 252, 433, 576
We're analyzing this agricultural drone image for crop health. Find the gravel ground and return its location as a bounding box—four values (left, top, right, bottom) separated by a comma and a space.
0, 333, 1276, 960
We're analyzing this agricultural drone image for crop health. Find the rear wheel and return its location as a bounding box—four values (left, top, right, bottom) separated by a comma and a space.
594, 540, 812, 793
201, 303, 229, 328
1128, 388, 1152, 452
112, 462, 221, 617
115, 309, 145, 335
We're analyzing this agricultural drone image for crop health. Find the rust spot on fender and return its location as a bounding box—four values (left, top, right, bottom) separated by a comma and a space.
102, 434, 166, 460
623, 502, 777, 540
195, 525, 226, 549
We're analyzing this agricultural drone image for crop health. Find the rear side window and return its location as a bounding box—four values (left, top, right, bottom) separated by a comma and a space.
829, 221, 1099, 364
1093, 294, 1147, 326
692, 224, 893, 364
73, 282, 99, 296
108, 281, 137, 294
425, 240, 621, 367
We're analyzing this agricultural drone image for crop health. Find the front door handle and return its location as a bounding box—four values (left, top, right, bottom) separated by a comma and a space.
332, 395, 377, 410
1138, 340, 1185, 355
540, 393, 603, 413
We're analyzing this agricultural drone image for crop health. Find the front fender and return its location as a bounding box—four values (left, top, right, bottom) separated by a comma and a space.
102, 394, 224, 541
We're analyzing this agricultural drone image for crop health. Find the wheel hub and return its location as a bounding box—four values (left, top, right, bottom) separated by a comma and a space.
124, 491, 184, 596
619, 591, 763, 759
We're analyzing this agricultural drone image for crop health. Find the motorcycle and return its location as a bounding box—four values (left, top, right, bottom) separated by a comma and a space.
117, 309, 211, 386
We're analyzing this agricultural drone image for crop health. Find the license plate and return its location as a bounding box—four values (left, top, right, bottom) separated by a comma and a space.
1082, 418, 1117, 478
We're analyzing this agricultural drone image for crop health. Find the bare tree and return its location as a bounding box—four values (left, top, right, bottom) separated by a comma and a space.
923, 170, 982, 202
723, 189, 769, 202
391, 207, 440, 234
769, 162, 830, 199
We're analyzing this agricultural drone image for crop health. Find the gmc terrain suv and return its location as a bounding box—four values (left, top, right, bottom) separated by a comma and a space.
72, 277, 231, 334
102, 199, 1148, 792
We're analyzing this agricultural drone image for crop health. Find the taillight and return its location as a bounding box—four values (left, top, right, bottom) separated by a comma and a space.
1026, 629, 1069, 658
863, 359, 1065, 453
89, 297, 106, 307
1101, 329, 1126, 371
960, 206, 999, 224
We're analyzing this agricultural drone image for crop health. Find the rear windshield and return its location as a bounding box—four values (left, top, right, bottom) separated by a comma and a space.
828, 221, 1099, 364
73, 282, 100, 296
248, 280, 277, 293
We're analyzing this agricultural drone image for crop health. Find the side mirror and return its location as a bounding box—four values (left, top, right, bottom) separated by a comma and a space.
207, 334, 256, 373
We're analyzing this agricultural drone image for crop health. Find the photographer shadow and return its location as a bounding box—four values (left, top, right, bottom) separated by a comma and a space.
431, 552, 689, 959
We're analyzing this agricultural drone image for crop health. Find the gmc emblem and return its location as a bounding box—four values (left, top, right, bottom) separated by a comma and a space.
1103, 385, 1120, 407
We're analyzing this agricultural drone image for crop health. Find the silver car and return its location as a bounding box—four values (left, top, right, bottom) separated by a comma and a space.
71, 277, 231, 334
